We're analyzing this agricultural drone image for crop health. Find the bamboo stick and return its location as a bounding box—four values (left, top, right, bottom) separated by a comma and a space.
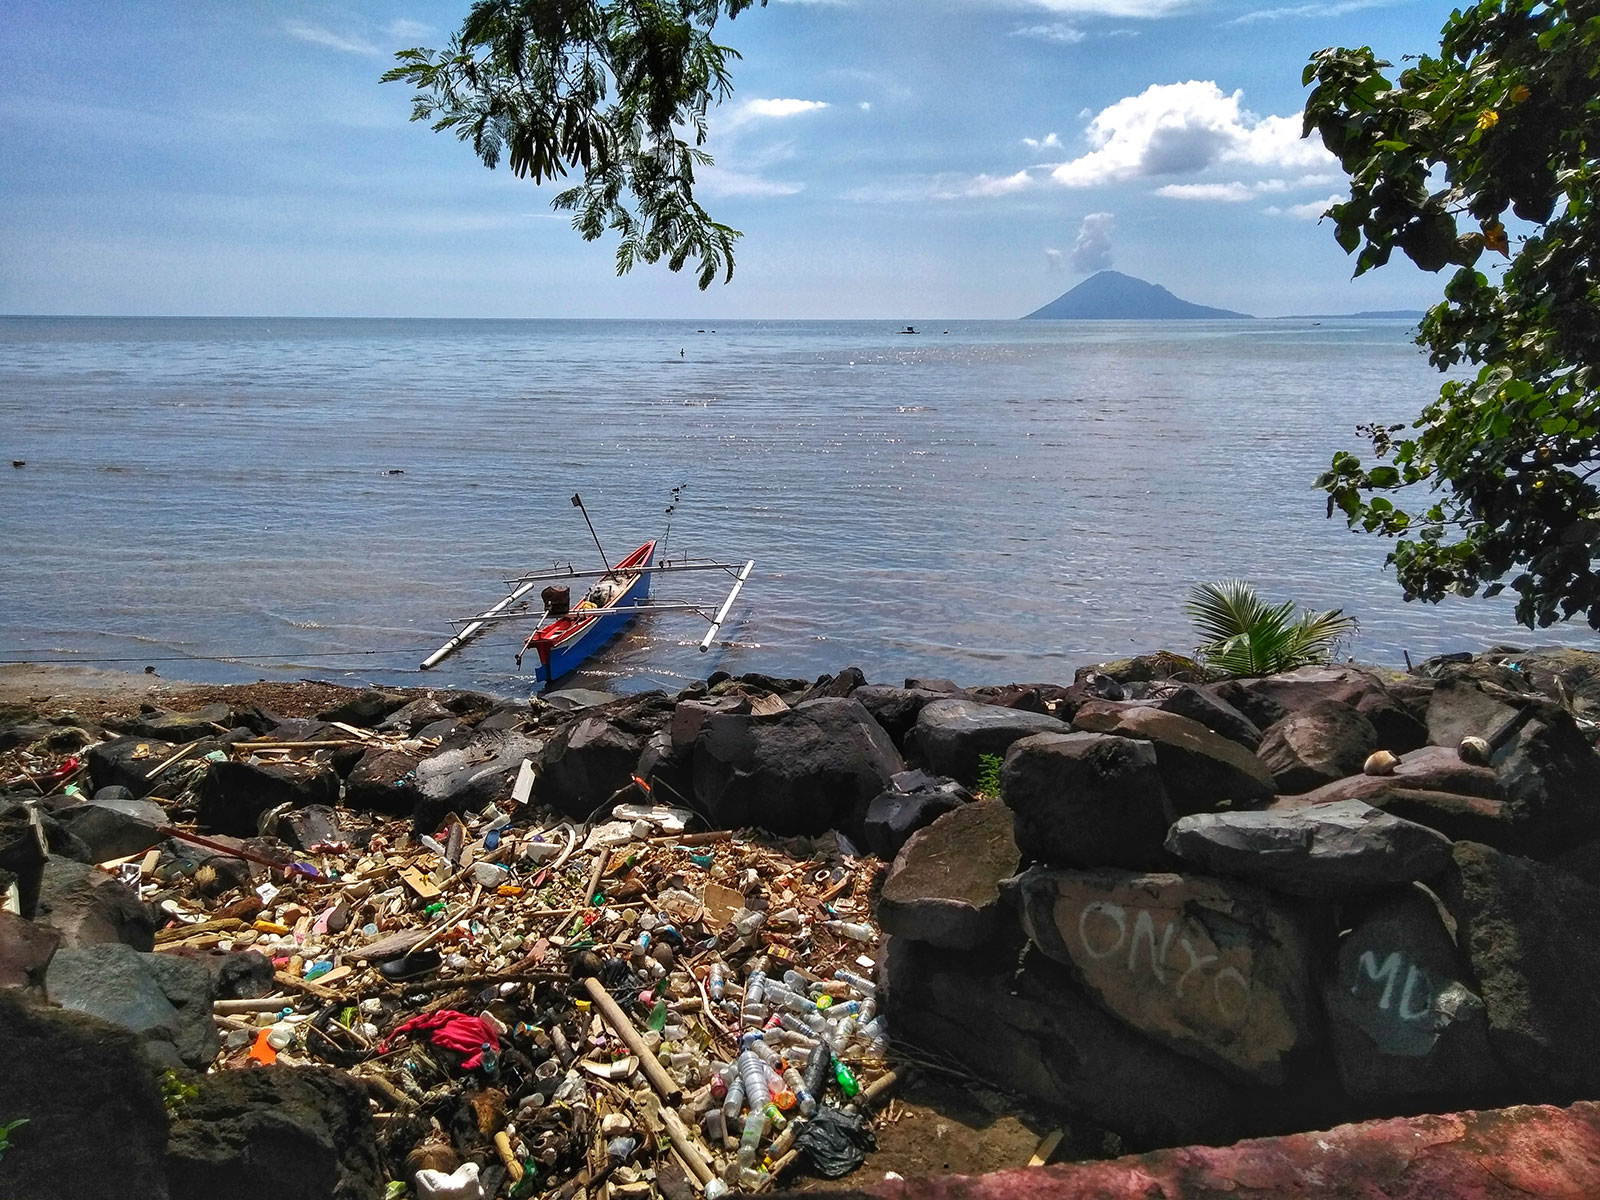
581, 977, 683, 1106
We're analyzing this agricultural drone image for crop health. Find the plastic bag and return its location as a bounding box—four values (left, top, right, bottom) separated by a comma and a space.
793, 1106, 877, 1179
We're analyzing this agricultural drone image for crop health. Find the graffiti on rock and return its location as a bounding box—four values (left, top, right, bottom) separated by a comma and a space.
1074, 900, 1252, 1022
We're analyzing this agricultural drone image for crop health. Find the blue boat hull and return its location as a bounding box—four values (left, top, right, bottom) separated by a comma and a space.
533, 557, 654, 685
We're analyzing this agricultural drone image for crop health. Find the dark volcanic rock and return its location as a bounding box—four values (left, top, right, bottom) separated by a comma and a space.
1009, 866, 1318, 1083
1425, 675, 1524, 747
113, 703, 233, 742
911, 698, 1068, 787
0, 989, 170, 1200
876, 800, 1018, 951
693, 698, 904, 836
538, 714, 647, 819
861, 769, 973, 860
1325, 886, 1506, 1102
53, 792, 167, 861
314, 688, 411, 727
196, 759, 339, 838
0, 909, 61, 990
1235, 665, 1395, 718
1071, 706, 1276, 814
797, 666, 868, 703
166, 1066, 383, 1200
1277, 781, 1518, 850
1493, 712, 1600, 856
883, 934, 1253, 1149
343, 749, 422, 816
33, 856, 155, 950
45, 941, 218, 1069
267, 803, 340, 851
1393, 744, 1503, 798
412, 729, 543, 832
1165, 799, 1454, 900
1441, 841, 1600, 1099
86, 735, 177, 797
1001, 732, 1174, 869
852, 685, 948, 748
1257, 701, 1380, 794
376, 695, 452, 734
1155, 684, 1263, 750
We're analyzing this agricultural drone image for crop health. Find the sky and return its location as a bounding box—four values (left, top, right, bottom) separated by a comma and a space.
1, 0, 1462, 318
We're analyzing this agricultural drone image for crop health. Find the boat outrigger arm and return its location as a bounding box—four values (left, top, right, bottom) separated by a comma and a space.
420, 557, 755, 671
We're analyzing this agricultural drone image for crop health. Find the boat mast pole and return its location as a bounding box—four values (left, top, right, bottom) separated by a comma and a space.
571, 493, 613, 576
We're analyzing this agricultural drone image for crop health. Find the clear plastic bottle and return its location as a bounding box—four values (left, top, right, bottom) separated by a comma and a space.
741, 968, 768, 1027
721, 1075, 745, 1125
824, 920, 876, 942
736, 1108, 769, 1184
834, 969, 877, 995
708, 960, 726, 1001
783, 1064, 816, 1116
736, 1048, 770, 1111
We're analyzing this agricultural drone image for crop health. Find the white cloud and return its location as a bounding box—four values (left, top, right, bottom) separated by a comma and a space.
386, 19, 433, 41
859, 101, 873, 111
1045, 247, 1066, 270
1232, 0, 1397, 24
283, 21, 382, 57
1015, 0, 1191, 15
1023, 132, 1063, 150
1071, 212, 1115, 271
1270, 194, 1341, 219
697, 168, 803, 198
1156, 182, 1256, 201
950, 170, 1035, 198
1013, 22, 1087, 43
1050, 81, 1332, 188
742, 98, 830, 119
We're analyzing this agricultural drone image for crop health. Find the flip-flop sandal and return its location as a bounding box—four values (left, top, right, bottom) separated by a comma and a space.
379, 949, 442, 981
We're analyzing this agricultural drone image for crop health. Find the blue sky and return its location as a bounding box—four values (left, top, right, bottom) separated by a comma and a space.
1, 0, 1458, 318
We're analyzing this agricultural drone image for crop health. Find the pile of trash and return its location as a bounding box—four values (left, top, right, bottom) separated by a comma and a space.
1, 697, 896, 1199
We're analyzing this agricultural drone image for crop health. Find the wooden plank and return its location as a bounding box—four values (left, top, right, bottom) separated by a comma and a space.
397, 866, 441, 900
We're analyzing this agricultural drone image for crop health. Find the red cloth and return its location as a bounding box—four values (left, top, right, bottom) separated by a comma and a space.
380, 1010, 499, 1069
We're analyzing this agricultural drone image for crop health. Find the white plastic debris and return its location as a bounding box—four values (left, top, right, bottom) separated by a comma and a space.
414, 1162, 485, 1200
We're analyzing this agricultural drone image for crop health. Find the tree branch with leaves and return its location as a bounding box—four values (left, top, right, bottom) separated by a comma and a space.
1304, 0, 1600, 628
384, 0, 766, 288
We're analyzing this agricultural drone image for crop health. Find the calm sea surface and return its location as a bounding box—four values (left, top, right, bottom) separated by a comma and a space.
0, 317, 1585, 696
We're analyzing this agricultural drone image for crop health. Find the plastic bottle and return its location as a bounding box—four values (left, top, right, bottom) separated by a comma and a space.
834, 969, 877, 995
736, 1049, 770, 1112
783, 1064, 816, 1116
741, 968, 768, 1027
647, 997, 668, 1033
802, 1043, 832, 1102
708, 960, 726, 1001
479, 1042, 500, 1078
721, 1075, 745, 1125
736, 1108, 768, 1183
834, 1059, 860, 1097
824, 920, 875, 942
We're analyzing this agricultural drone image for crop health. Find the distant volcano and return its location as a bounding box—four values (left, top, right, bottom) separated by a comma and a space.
1023, 270, 1251, 319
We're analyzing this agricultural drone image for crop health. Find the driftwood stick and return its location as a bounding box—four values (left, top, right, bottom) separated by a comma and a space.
582, 976, 684, 1106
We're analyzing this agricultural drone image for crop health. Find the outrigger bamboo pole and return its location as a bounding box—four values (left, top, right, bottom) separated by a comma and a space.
421, 579, 539, 669
700, 560, 755, 652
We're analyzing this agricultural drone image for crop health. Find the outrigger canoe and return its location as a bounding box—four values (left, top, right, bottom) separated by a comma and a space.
520, 539, 656, 685
421, 497, 753, 687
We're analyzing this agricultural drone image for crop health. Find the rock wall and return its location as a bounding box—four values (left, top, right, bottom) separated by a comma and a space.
876, 650, 1600, 1148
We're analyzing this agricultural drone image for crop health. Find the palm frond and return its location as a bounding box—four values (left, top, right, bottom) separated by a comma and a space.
1187, 580, 1359, 677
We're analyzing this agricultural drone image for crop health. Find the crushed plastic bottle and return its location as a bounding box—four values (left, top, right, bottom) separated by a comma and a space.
824, 920, 875, 942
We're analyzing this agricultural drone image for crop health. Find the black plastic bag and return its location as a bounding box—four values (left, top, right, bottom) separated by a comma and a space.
794, 1106, 877, 1179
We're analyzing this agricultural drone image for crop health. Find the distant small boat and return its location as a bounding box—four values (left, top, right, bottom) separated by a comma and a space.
897, 326, 919, 335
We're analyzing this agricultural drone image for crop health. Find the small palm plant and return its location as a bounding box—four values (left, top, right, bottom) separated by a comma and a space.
1186, 580, 1358, 677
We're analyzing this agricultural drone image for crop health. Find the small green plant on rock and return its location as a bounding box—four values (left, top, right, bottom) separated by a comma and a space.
974, 753, 1004, 800
1186, 580, 1358, 677
161, 1070, 198, 1117
0, 1118, 28, 1164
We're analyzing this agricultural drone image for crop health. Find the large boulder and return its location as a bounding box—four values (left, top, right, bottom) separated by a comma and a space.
165, 1066, 383, 1200
53, 791, 167, 862
0, 989, 170, 1199
1001, 732, 1175, 870
1425, 675, 1524, 747
1492, 711, 1600, 856
538, 714, 648, 820
1165, 800, 1454, 900
852, 685, 947, 748
1256, 701, 1379, 794
1440, 841, 1600, 1100
44, 941, 218, 1069
314, 688, 411, 727
111, 703, 233, 742
867, 1102, 1600, 1200
883, 935, 1255, 1150
0, 910, 61, 991
861, 770, 973, 860
342, 749, 422, 816
1008, 867, 1318, 1083
1324, 886, 1506, 1102
1277, 782, 1519, 851
86, 735, 177, 798
1233, 665, 1397, 719
195, 759, 339, 839
910, 699, 1068, 787
692, 698, 904, 836
1155, 684, 1263, 751
1071, 707, 1276, 814
412, 729, 544, 832
33, 856, 155, 950
876, 800, 1018, 951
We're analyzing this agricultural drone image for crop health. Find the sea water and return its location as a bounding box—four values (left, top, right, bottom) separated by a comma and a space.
0, 316, 1583, 694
